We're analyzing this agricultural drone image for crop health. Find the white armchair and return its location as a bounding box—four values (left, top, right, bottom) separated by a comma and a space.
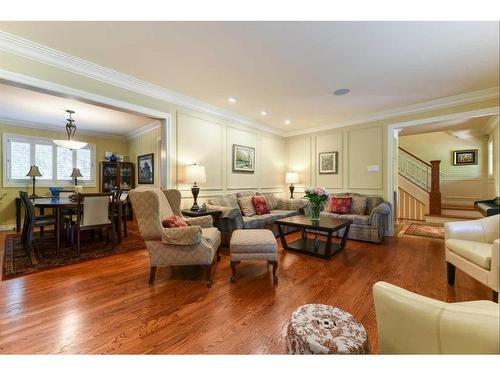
129, 187, 221, 287
373, 281, 499, 354
445, 215, 499, 302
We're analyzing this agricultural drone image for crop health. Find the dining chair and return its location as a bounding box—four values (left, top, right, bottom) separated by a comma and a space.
70, 193, 114, 256
110, 188, 128, 238
19, 191, 57, 257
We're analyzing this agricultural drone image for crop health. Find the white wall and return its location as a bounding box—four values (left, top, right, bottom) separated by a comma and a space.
175, 111, 287, 208
286, 124, 385, 197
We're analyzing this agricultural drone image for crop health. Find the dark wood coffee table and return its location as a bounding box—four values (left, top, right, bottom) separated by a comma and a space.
275, 215, 352, 259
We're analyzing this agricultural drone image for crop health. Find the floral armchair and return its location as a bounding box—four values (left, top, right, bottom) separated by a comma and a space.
128, 187, 221, 287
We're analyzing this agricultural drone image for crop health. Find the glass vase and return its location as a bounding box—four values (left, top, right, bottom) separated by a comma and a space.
310, 203, 321, 222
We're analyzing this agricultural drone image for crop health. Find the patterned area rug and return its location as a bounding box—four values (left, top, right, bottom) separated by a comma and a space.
2, 225, 145, 280
403, 222, 444, 240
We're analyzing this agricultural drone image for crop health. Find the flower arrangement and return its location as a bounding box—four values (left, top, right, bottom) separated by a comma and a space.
304, 187, 329, 221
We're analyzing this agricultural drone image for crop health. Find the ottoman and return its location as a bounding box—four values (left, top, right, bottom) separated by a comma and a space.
230, 229, 278, 283
285, 304, 370, 354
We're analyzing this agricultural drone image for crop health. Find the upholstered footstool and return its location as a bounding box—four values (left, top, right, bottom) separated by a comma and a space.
285, 304, 370, 354
230, 229, 278, 283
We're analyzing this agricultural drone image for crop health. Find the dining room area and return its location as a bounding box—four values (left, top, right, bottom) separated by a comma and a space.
0, 81, 160, 280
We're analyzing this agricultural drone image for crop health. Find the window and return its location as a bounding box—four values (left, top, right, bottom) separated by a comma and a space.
488, 139, 494, 177
3, 133, 96, 187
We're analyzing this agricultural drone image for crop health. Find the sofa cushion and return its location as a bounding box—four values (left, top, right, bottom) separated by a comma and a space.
366, 196, 384, 214
262, 193, 278, 210
446, 239, 492, 270
237, 191, 255, 198
238, 196, 256, 217
242, 216, 265, 229
321, 212, 342, 219
350, 196, 368, 215
252, 195, 270, 215
340, 214, 371, 225
330, 197, 352, 214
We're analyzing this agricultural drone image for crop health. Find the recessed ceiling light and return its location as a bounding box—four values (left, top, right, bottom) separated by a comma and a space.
333, 88, 350, 96
260, 110, 268, 116
284, 119, 291, 125
227, 96, 238, 103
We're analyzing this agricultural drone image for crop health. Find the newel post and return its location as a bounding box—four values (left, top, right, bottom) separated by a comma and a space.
429, 160, 441, 215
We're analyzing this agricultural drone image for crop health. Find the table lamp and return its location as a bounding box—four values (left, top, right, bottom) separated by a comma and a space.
285, 172, 299, 199
184, 164, 206, 211
26, 165, 42, 199
70, 168, 83, 186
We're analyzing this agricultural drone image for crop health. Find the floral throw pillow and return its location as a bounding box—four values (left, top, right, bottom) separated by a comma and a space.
330, 197, 352, 214
252, 195, 270, 215
162, 215, 189, 228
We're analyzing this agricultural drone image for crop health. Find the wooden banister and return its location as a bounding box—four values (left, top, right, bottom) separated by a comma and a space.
398, 147, 432, 168
429, 160, 441, 215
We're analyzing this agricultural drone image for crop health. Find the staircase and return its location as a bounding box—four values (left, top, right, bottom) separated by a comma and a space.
397, 148, 480, 223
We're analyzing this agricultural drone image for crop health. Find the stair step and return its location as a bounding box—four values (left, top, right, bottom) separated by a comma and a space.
441, 205, 476, 211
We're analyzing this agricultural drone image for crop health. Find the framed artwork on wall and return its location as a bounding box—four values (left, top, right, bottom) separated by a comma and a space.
232, 144, 255, 173
319, 151, 338, 174
452, 149, 478, 166
138, 153, 154, 184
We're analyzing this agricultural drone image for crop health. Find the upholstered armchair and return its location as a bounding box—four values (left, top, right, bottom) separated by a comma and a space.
373, 281, 499, 354
445, 215, 499, 302
128, 187, 221, 287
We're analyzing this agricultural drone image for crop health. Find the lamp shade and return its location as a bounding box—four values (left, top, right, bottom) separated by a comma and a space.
70, 168, 83, 178
26, 165, 42, 177
285, 172, 299, 184
184, 164, 206, 184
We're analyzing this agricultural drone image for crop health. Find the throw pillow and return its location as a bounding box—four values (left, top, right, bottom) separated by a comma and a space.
330, 197, 352, 214
350, 196, 368, 215
262, 193, 278, 210
162, 215, 189, 228
252, 195, 270, 215
238, 196, 256, 216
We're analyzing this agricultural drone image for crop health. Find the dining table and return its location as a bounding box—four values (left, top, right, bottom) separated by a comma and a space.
27, 196, 127, 254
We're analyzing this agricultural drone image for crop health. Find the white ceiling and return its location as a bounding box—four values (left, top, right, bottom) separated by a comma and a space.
0, 83, 155, 136
399, 114, 496, 137
0, 21, 498, 132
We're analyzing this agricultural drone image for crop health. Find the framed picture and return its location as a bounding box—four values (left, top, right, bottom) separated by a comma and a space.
319, 151, 338, 174
138, 153, 154, 184
453, 149, 478, 166
232, 144, 255, 173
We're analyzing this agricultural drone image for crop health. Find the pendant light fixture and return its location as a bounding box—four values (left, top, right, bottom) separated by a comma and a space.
53, 110, 87, 150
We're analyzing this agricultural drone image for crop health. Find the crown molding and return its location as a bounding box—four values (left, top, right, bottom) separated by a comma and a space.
0, 117, 126, 140
0, 31, 498, 139
286, 87, 500, 137
0, 31, 285, 137
126, 121, 161, 140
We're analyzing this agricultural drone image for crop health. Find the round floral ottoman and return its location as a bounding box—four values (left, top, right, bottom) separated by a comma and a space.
285, 304, 370, 354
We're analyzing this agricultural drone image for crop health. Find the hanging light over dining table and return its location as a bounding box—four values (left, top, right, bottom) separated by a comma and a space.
53, 110, 87, 150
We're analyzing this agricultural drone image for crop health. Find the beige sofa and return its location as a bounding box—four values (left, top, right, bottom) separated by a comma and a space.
318, 193, 391, 243
445, 214, 499, 302
373, 281, 499, 354
207, 191, 308, 245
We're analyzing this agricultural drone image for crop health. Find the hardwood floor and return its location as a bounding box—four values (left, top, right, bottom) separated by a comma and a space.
0, 227, 491, 354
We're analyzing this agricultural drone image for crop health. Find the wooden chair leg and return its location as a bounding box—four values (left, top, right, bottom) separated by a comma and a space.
76, 228, 81, 257
230, 260, 239, 283
206, 259, 216, 287
269, 260, 278, 284
149, 266, 157, 284
447, 262, 455, 286
493, 290, 498, 303
109, 224, 114, 250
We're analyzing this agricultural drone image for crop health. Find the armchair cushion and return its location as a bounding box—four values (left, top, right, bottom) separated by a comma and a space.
162, 215, 188, 228
446, 239, 492, 270
161, 226, 202, 246
184, 215, 213, 228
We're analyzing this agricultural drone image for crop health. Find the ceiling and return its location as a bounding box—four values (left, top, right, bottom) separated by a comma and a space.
399, 114, 497, 137
0, 21, 498, 132
0, 83, 156, 136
